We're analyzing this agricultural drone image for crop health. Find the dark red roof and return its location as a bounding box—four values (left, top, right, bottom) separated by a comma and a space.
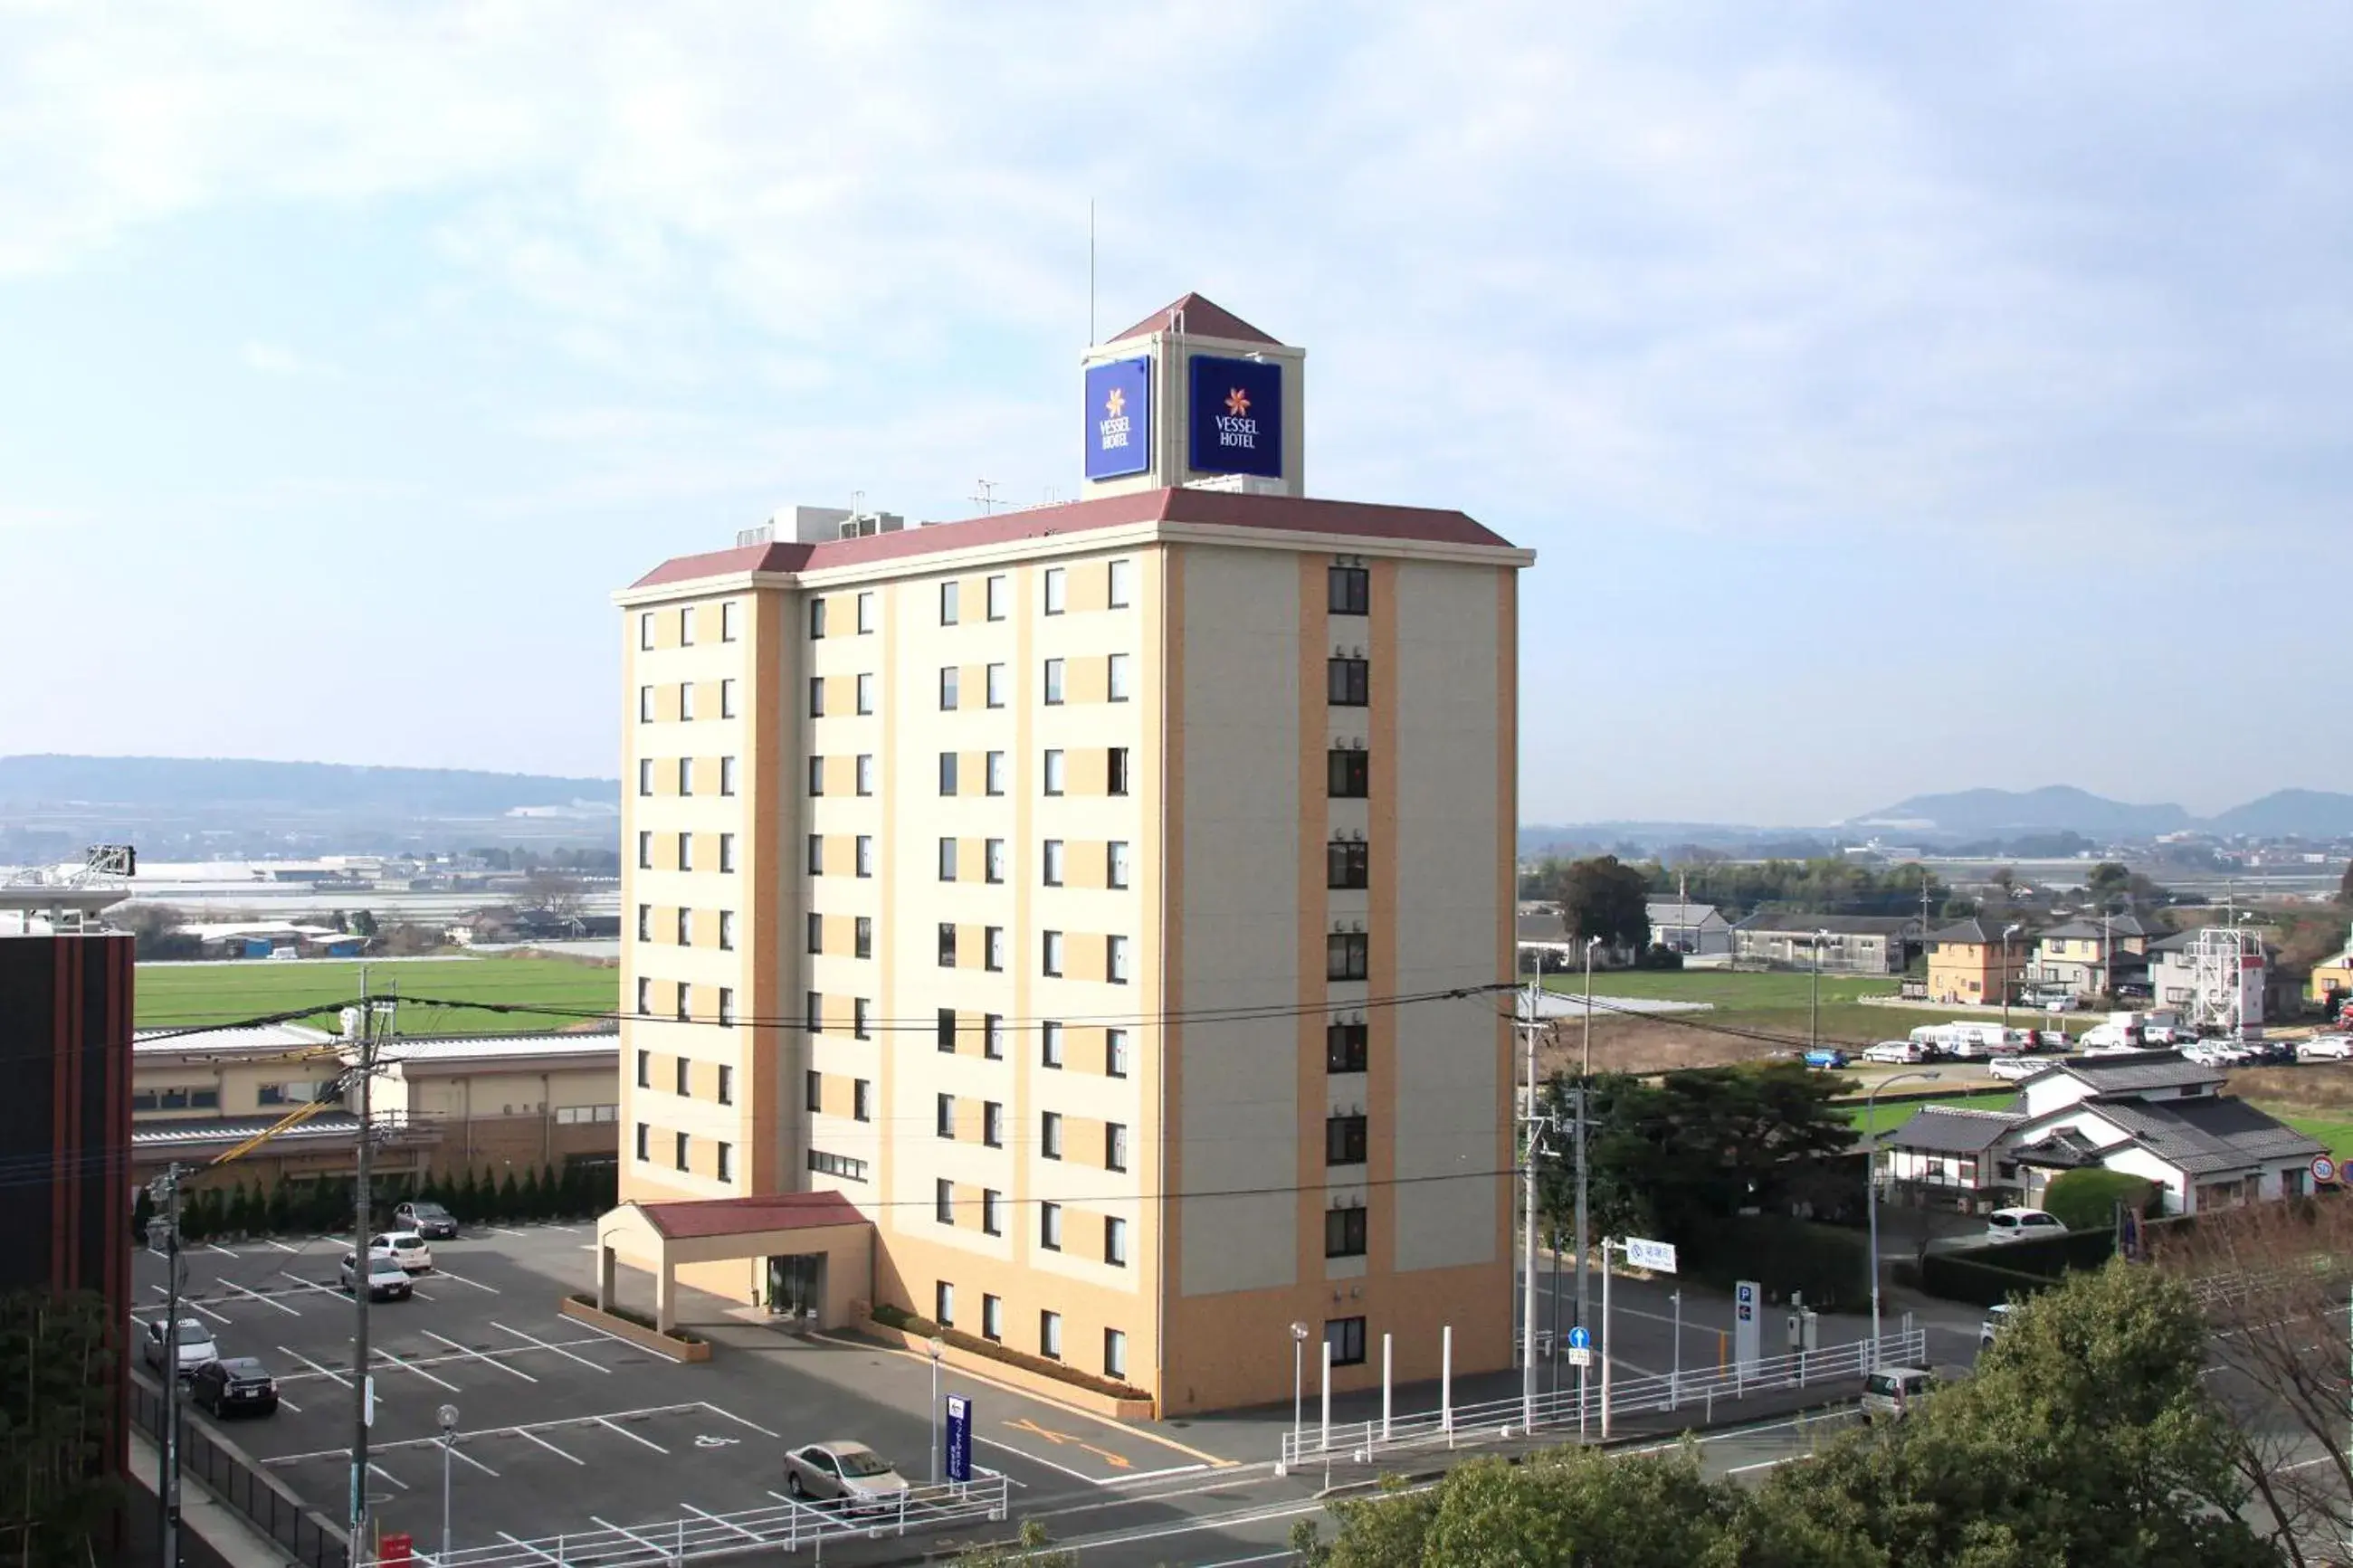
1108, 292, 1281, 347
633, 488, 1516, 589
636, 1190, 865, 1240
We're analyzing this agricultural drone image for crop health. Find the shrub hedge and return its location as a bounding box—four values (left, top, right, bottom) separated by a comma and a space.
152, 1162, 620, 1244
1677, 1214, 1870, 1310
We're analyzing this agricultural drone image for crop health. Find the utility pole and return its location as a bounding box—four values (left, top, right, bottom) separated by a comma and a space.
349, 977, 389, 1553
1519, 966, 1540, 1434
1577, 936, 1597, 1342
154, 1164, 187, 1568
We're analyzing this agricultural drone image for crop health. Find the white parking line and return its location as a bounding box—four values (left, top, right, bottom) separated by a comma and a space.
275, 1270, 345, 1300
205, 1244, 239, 1258
974, 1464, 1029, 1490
515, 1429, 584, 1466
219, 1278, 301, 1318
493, 1322, 609, 1373
278, 1345, 353, 1389
576, 1245, 599, 1252
408, 1288, 438, 1302
432, 1269, 500, 1295
262, 1240, 301, 1254
696, 1402, 782, 1440
275, 1393, 303, 1414
375, 1350, 462, 1393
544, 1224, 584, 1234
149, 1286, 232, 1326
491, 1227, 529, 1238
272, 1335, 614, 1385
424, 1331, 538, 1382
368, 1462, 410, 1491
590, 1517, 669, 1556
451, 1446, 500, 1478
978, 1435, 1100, 1485
594, 1416, 669, 1454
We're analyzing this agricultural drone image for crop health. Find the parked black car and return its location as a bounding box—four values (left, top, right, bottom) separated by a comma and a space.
394, 1200, 461, 1240
190, 1357, 279, 1418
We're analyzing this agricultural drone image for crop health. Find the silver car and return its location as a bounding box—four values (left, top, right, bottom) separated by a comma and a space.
783, 1440, 910, 1510
140, 1317, 219, 1380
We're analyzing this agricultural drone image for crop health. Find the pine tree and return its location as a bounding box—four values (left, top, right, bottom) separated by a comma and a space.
266, 1179, 293, 1236
496, 1168, 520, 1221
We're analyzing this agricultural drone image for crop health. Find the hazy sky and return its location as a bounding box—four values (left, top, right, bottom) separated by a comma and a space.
3, 4, 2347, 826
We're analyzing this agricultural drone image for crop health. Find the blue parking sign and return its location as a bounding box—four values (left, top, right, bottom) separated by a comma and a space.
944, 1393, 972, 1484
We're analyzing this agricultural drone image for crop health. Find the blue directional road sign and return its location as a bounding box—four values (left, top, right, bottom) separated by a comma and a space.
944, 1394, 972, 1484
1567, 1326, 1591, 1353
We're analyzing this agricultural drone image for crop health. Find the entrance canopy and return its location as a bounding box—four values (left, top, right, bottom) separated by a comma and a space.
595, 1192, 872, 1332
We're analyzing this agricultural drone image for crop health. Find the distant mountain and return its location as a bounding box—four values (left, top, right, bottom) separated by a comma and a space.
0, 755, 615, 818
2206, 789, 2353, 839
1847, 785, 2195, 840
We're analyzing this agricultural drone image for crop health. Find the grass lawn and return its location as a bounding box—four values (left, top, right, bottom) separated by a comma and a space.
2256, 1107, 2353, 1161
138, 956, 617, 1036
1834, 1091, 2017, 1127
1538, 968, 2105, 1051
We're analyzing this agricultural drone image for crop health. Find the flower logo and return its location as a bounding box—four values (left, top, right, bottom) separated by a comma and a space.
1105, 386, 1126, 418
1224, 387, 1251, 418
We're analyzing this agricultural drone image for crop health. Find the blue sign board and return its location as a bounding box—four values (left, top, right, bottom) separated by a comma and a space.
1186, 353, 1282, 478
1566, 1326, 1591, 1353
943, 1393, 972, 1484
1083, 356, 1151, 480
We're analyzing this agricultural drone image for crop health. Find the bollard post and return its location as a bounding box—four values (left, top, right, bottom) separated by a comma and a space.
1442, 1325, 1454, 1441
1382, 1333, 1393, 1443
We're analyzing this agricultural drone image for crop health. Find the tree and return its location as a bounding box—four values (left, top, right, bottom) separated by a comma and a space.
517, 871, 586, 919
0, 1291, 122, 1566
2340, 859, 2353, 904
349, 908, 379, 939
2088, 861, 2133, 899
1552, 857, 1651, 951
2041, 1167, 2156, 1233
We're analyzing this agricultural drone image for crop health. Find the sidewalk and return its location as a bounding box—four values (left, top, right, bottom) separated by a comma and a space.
129, 1427, 297, 1568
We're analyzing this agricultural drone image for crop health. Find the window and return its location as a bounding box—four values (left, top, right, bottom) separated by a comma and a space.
981, 1293, 1003, 1341
986, 662, 1007, 708
1107, 1029, 1129, 1079
1325, 1206, 1367, 1258
1041, 1111, 1062, 1160
718, 987, 735, 1028
856, 591, 875, 633
985, 838, 1006, 883
1109, 746, 1130, 796
679, 606, 695, 646
636, 977, 651, 1015
1108, 841, 1129, 889
638, 831, 653, 869
938, 837, 958, 881
1328, 932, 1370, 981
983, 1101, 1005, 1148
809, 597, 828, 640
721, 678, 738, 718
1329, 748, 1369, 798
982, 1191, 1004, 1237
637, 903, 651, 941
939, 581, 960, 625
722, 600, 741, 642
1042, 930, 1063, 976
719, 910, 736, 950
938, 922, 957, 967
854, 916, 872, 959
1043, 658, 1065, 705
678, 831, 692, 871
806, 833, 824, 875
1326, 1114, 1368, 1165
939, 752, 958, 795
1327, 657, 1369, 707
939, 666, 960, 710
1107, 653, 1130, 702
1042, 840, 1064, 886
808, 755, 825, 796
677, 907, 692, 946
1108, 557, 1133, 608
809, 676, 826, 718
853, 1079, 872, 1121
716, 1142, 733, 1184
854, 754, 874, 795
1041, 1308, 1062, 1357
1104, 1220, 1128, 1268
1107, 935, 1130, 985
986, 574, 1008, 621
720, 756, 738, 796
640, 612, 655, 650
809, 1150, 870, 1183
985, 751, 1006, 796
806, 991, 824, 1036
1327, 1021, 1368, 1072
1328, 840, 1368, 889
719, 832, 737, 873
638, 759, 653, 797
985, 926, 1006, 972
639, 685, 655, 723
680, 681, 697, 721
853, 997, 871, 1040
855, 836, 874, 877
676, 987, 691, 1024
1043, 749, 1066, 795
1329, 565, 1370, 615
635, 1122, 649, 1161
673, 1131, 689, 1172
937, 1008, 958, 1052
937, 1094, 956, 1138
1044, 566, 1066, 615
984, 1012, 1005, 1060
856, 672, 875, 715
1106, 1122, 1129, 1173
1326, 1316, 1367, 1367
635, 1049, 650, 1088
718, 1064, 734, 1105
1041, 1021, 1064, 1069
936, 1280, 956, 1324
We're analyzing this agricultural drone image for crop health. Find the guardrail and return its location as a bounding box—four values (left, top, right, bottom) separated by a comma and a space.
1276, 1329, 1925, 1474
358, 1477, 1011, 1568
130, 1369, 350, 1568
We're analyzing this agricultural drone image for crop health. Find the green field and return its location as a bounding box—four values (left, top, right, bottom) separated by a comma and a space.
1835, 1091, 2016, 1128
138, 957, 618, 1037
1538, 967, 2091, 1051
2271, 1110, 2353, 1161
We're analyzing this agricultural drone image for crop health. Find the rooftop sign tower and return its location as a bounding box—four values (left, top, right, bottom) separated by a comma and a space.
1079, 293, 1307, 499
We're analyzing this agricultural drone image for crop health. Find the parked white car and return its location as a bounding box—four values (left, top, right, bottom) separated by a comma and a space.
339, 1249, 414, 1301
1980, 1303, 2014, 1347
139, 1317, 219, 1380
2298, 1034, 2353, 1062
1863, 1040, 1928, 1065
783, 1440, 910, 1511
368, 1231, 433, 1273
1987, 1055, 2054, 1082
1985, 1207, 2067, 1245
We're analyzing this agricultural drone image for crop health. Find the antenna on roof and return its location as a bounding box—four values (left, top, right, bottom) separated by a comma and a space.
970, 480, 1001, 515
1088, 198, 1096, 346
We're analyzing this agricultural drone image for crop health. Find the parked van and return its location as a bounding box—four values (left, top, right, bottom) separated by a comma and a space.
2080, 1022, 2146, 1053
1862, 1365, 1939, 1421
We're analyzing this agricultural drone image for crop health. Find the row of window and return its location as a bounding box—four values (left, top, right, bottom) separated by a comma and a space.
636, 831, 738, 872
639, 679, 739, 723
931, 1285, 1128, 1380
808, 1149, 870, 1183
637, 755, 740, 796
808, 1071, 875, 1121
634, 1050, 736, 1105
639, 905, 737, 949
638, 601, 742, 650
929, 1094, 1129, 1168
807, 656, 1133, 718
633, 1122, 735, 1183
938, 926, 1131, 982
554, 1104, 620, 1125
812, 561, 1137, 641
938, 1012, 1129, 1074
934, 1186, 1129, 1262
633, 978, 738, 1026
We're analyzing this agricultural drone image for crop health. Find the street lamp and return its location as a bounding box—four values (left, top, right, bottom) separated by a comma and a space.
927, 1336, 945, 1485
436, 1403, 460, 1563
1810, 929, 1831, 1051
1577, 936, 1602, 1346
1289, 1322, 1310, 1455
2001, 924, 2024, 1033
1865, 1069, 1941, 1368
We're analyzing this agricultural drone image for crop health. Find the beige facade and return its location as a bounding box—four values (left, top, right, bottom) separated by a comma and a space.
612, 307, 1530, 1415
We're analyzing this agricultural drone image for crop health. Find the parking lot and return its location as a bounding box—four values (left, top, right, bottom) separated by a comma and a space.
133, 1224, 1237, 1557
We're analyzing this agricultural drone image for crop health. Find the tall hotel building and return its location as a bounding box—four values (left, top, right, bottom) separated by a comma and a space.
610, 296, 1531, 1413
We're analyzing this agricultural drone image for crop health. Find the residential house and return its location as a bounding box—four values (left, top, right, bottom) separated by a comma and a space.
1732, 912, 1921, 975
1924, 916, 2032, 1005
1647, 899, 1732, 958
1516, 906, 1574, 972
2147, 927, 2291, 1027
2026, 919, 2151, 1003
2308, 923, 2353, 1008
1879, 1052, 2326, 1216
